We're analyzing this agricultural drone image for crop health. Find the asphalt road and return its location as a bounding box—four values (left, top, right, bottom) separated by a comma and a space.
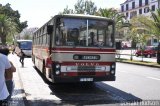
8, 54, 160, 106
100, 63, 160, 100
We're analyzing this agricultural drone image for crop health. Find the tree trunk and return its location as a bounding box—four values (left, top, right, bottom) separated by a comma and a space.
0, 34, 7, 45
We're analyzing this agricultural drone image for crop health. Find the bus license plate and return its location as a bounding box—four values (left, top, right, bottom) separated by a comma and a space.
80, 78, 93, 82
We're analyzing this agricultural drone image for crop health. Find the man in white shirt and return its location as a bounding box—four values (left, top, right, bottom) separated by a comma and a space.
0, 53, 12, 105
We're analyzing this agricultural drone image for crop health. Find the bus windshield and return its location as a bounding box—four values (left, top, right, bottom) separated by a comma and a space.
18, 41, 32, 50
55, 17, 114, 47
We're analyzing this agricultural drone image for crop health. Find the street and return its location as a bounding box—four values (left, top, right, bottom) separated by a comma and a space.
8, 54, 160, 106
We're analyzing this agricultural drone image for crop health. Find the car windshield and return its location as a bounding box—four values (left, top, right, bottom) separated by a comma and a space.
55, 17, 114, 47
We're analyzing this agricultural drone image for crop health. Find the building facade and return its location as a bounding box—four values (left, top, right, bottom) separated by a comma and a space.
120, 0, 158, 20
120, 0, 159, 46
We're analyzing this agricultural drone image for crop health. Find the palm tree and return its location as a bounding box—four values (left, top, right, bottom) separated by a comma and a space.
0, 14, 18, 45
150, 8, 160, 41
151, 8, 160, 64
96, 8, 125, 25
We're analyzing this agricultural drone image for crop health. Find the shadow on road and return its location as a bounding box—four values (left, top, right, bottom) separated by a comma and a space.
30, 66, 142, 106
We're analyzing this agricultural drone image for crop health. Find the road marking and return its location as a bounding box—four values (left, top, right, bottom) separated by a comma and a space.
147, 77, 160, 81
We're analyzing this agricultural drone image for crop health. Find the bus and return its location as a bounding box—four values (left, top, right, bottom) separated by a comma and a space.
32, 14, 116, 83
15, 40, 32, 57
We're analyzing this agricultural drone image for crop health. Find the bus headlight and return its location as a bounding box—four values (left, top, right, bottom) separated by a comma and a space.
56, 64, 60, 68
110, 63, 116, 75
55, 70, 60, 75
111, 65, 115, 69
111, 70, 115, 74
53, 63, 61, 75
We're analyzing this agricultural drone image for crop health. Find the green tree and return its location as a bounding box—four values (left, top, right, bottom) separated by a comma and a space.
151, 8, 160, 41
0, 3, 28, 32
83, 0, 97, 15
126, 16, 151, 61
0, 3, 27, 44
96, 8, 124, 25
59, 6, 74, 14
74, 0, 85, 14
0, 14, 18, 45
60, 0, 97, 15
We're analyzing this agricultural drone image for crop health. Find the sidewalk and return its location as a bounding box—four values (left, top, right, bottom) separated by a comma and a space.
8, 54, 25, 106
116, 50, 160, 68
8, 54, 61, 106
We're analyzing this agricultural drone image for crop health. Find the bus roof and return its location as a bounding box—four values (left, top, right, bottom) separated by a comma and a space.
35, 14, 115, 34
56, 14, 113, 20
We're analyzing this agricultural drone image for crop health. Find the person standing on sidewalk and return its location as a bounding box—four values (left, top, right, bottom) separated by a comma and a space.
0, 47, 16, 101
19, 49, 25, 67
0, 49, 14, 105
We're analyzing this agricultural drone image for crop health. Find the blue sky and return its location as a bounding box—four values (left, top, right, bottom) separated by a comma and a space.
1, 0, 126, 28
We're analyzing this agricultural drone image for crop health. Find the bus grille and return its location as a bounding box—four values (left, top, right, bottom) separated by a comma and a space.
77, 66, 95, 72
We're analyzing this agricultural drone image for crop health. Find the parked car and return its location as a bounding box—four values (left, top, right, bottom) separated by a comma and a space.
135, 46, 158, 58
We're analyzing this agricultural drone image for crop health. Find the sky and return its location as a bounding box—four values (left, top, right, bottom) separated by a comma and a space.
0, 0, 126, 28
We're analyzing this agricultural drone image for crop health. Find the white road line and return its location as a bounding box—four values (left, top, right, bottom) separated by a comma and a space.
147, 77, 160, 81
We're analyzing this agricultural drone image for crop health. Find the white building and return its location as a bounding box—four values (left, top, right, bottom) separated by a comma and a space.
120, 0, 159, 46
120, 0, 158, 20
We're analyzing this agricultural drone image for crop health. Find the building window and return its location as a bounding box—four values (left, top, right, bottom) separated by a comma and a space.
153, 39, 158, 43
126, 4, 128, 11
145, 0, 149, 5
151, 5, 155, 11
139, 0, 142, 7
126, 12, 128, 17
121, 5, 124, 12
132, 2, 135, 9
139, 9, 142, 14
144, 7, 149, 13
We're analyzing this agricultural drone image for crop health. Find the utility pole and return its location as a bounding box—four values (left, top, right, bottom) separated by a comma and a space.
158, 0, 160, 8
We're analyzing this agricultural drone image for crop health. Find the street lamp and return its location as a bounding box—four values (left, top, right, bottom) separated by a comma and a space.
122, 20, 133, 61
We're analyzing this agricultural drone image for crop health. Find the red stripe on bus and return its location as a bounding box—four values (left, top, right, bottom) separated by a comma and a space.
51, 51, 115, 54
52, 48, 115, 52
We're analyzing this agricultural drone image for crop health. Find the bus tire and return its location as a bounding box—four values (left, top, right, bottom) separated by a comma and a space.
32, 56, 35, 64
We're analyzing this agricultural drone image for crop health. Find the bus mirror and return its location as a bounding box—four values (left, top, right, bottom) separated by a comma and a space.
47, 25, 53, 34
116, 42, 121, 50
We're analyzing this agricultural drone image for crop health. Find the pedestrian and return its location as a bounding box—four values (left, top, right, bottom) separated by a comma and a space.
0, 47, 16, 101
0, 49, 15, 106
19, 49, 25, 67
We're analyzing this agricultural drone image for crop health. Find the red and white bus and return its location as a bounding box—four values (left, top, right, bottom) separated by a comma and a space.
32, 14, 116, 83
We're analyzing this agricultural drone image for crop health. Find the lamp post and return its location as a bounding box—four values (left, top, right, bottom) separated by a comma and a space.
122, 20, 133, 60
